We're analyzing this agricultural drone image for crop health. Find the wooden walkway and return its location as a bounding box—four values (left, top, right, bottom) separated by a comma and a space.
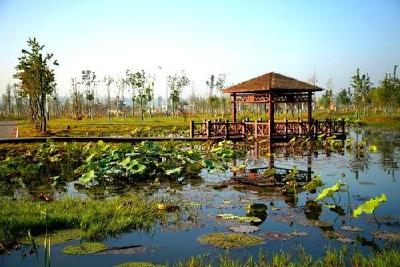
0, 118, 345, 144
190, 118, 345, 141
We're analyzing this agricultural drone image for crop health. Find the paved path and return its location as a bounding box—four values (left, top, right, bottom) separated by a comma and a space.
0, 135, 244, 144
0, 121, 17, 138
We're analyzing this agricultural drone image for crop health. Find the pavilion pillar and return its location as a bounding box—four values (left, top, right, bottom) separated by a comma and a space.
308, 91, 312, 133
231, 93, 237, 122
268, 92, 274, 142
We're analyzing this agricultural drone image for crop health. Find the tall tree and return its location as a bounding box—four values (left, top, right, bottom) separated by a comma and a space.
318, 80, 334, 110
168, 71, 190, 117
206, 74, 226, 115
5, 84, 12, 116
14, 37, 58, 133
71, 77, 82, 120
336, 88, 352, 109
379, 65, 400, 112
136, 75, 154, 120
350, 68, 372, 116
103, 75, 114, 122
116, 77, 127, 115
81, 70, 96, 118
126, 69, 146, 118
13, 83, 23, 118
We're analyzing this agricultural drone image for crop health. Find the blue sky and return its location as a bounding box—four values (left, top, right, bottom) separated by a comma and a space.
0, 0, 399, 98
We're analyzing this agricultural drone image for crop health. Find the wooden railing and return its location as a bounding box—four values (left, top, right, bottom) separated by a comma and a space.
190, 119, 345, 141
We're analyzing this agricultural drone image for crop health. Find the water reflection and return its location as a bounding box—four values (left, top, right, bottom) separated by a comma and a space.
1, 128, 400, 267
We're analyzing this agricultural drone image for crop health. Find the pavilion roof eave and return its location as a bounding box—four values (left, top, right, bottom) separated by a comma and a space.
222, 72, 324, 94
229, 88, 323, 95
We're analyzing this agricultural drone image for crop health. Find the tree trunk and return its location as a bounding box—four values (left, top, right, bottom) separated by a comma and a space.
141, 98, 144, 121
40, 93, 47, 133
132, 97, 135, 118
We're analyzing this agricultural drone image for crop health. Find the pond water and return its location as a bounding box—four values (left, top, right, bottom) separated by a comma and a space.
1, 128, 400, 267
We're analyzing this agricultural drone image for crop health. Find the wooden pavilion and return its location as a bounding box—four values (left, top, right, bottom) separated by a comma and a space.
190, 72, 345, 142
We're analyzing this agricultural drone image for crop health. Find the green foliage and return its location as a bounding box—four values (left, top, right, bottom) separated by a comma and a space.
315, 181, 344, 201
304, 175, 324, 193
368, 145, 378, 152
14, 37, 58, 132
246, 203, 267, 215
76, 141, 203, 186
173, 248, 400, 267
351, 68, 372, 111
336, 88, 352, 107
210, 140, 241, 161
353, 194, 387, 217
0, 194, 164, 248
167, 72, 190, 116
19, 229, 84, 245
115, 263, 165, 267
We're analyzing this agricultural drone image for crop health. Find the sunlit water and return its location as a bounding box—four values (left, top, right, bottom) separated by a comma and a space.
2, 128, 400, 267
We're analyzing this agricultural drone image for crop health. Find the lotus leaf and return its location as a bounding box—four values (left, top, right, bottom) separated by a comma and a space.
315, 181, 344, 201
353, 194, 387, 217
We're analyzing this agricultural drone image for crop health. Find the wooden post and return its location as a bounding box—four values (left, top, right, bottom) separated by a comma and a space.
314, 119, 318, 138
341, 118, 345, 136
308, 91, 312, 135
190, 120, 194, 138
285, 118, 288, 138
206, 120, 211, 138
225, 120, 229, 138
254, 119, 258, 139
232, 93, 237, 122
268, 92, 274, 142
241, 120, 246, 136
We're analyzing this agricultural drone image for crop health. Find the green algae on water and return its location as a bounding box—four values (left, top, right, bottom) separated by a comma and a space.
198, 232, 264, 249
18, 228, 84, 245
62, 242, 108, 254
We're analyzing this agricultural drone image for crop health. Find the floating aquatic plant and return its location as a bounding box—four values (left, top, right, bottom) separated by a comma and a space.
62, 242, 108, 254
315, 181, 345, 201
198, 232, 264, 249
304, 175, 324, 193
353, 194, 387, 217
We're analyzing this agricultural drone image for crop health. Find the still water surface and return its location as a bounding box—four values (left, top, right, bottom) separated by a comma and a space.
2, 128, 400, 266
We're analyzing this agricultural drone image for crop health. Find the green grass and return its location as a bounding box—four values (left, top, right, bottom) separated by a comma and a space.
13, 111, 400, 137
16, 115, 228, 137
173, 248, 400, 267
0, 194, 166, 250
18, 228, 84, 245
62, 242, 108, 254
115, 262, 166, 267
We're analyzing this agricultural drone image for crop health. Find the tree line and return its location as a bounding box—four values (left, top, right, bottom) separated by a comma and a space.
318, 66, 400, 116
2, 38, 399, 133
1, 38, 231, 132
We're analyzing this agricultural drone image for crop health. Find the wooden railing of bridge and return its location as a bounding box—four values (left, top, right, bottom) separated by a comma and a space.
190, 118, 345, 141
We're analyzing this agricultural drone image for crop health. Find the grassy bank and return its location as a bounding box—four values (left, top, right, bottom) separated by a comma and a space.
16, 115, 227, 137
12, 111, 400, 137
0, 194, 168, 250
112, 248, 400, 267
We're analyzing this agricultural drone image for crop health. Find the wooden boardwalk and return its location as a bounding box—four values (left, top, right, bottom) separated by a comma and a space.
0, 118, 345, 144
190, 118, 345, 141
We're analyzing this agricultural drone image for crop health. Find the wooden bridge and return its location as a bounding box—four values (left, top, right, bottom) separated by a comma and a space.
189, 118, 345, 142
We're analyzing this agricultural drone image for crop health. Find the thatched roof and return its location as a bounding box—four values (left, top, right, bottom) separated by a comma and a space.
222, 72, 323, 93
